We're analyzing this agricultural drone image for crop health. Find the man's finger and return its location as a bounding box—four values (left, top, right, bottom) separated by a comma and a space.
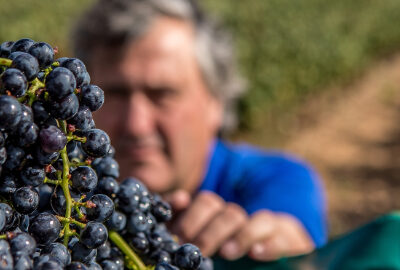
171, 191, 224, 241
219, 210, 276, 260
249, 214, 314, 261
193, 203, 248, 257
163, 189, 191, 213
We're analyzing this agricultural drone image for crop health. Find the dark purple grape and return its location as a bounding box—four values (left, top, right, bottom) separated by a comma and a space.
10, 38, 35, 53
0, 239, 13, 270
14, 120, 38, 147
68, 141, 87, 161
86, 194, 114, 222
0, 68, 27, 97
105, 210, 126, 231
3, 144, 24, 170
38, 184, 53, 211
155, 263, 179, 270
69, 106, 93, 130
8, 51, 24, 61
0, 132, 4, 147
150, 249, 171, 264
50, 187, 80, 215
163, 240, 180, 254
100, 260, 118, 270
29, 213, 61, 245
110, 257, 124, 270
18, 214, 29, 233
28, 42, 54, 68
82, 129, 110, 157
71, 166, 98, 194
130, 232, 149, 254
106, 145, 116, 157
93, 156, 119, 179
80, 84, 104, 111
0, 95, 21, 131
96, 176, 119, 199
139, 195, 151, 212
0, 203, 16, 231
151, 199, 172, 223
117, 178, 147, 213
66, 261, 89, 270
174, 244, 202, 270
55, 57, 69, 66
87, 262, 102, 270
14, 252, 33, 270
20, 163, 45, 187
153, 224, 174, 241
35, 259, 63, 270
0, 41, 14, 57
20, 104, 33, 122
12, 187, 39, 214
9, 232, 36, 256
0, 147, 6, 165
127, 211, 151, 234
198, 257, 214, 270
47, 93, 79, 120
45, 67, 76, 100
34, 146, 60, 166
0, 208, 5, 232
96, 241, 111, 261
80, 221, 108, 249
71, 242, 97, 264
148, 231, 165, 250
61, 58, 87, 88
42, 243, 71, 266
11, 52, 39, 81
37, 70, 46, 81
81, 72, 90, 87
39, 125, 67, 153
32, 100, 50, 125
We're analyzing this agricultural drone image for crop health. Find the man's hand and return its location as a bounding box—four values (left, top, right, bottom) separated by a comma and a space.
164, 190, 315, 261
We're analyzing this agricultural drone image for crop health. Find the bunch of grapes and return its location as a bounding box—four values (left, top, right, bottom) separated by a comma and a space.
0, 38, 213, 270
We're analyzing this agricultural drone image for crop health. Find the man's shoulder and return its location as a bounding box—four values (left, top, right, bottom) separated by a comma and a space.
218, 140, 314, 176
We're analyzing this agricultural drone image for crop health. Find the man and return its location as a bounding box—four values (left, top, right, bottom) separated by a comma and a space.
73, 0, 327, 261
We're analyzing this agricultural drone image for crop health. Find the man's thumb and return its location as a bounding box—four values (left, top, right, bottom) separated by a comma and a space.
163, 189, 191, 213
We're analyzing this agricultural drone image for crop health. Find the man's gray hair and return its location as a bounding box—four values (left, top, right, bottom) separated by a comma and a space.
72, 0, 246, 133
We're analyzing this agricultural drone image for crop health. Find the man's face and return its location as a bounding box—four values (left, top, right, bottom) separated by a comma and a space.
89, 17, 222, 193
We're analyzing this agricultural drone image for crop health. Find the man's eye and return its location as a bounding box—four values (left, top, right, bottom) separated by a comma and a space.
104, 87, 130, 98
147, 88, 177, 103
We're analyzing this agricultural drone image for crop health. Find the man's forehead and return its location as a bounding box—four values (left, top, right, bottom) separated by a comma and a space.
91, 17, 195, 64
91, 17, 197, 88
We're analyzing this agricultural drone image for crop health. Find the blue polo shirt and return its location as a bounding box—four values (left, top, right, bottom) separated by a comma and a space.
198, 139, 327, 247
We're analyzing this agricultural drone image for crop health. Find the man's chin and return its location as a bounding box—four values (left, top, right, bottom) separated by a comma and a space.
120, 167, 172, 194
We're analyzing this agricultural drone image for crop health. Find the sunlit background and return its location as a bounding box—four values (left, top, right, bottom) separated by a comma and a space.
2, 0, 400, 238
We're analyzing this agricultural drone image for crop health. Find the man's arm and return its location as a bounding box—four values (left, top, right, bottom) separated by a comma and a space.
165, 190, 315, 261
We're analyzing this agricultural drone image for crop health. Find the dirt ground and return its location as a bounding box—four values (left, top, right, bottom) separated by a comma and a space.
284, 54, 400, 238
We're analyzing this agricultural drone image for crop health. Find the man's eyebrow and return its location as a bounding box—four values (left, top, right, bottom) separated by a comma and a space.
103, 84, 131, 94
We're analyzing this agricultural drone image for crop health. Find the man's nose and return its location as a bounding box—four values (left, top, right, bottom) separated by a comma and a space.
124, 93, 155, 137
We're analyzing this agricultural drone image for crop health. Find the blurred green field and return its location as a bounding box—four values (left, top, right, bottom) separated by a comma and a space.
1, 0, 400, 145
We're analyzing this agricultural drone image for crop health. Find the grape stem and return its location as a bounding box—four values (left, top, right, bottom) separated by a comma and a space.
17, 78, 45, 105
0, 57, 12, 67
43, 177, 62, 185
56, 120, 148, 268
59, 120, 74, 246
56, 216, 86, 229
67, 135, 87, 143
108, 230, 149, 270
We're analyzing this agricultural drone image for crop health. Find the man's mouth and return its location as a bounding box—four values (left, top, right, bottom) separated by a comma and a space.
117, 137, 165, 161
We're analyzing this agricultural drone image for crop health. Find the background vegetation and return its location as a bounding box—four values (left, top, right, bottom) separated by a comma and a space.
1, 0, 400, 145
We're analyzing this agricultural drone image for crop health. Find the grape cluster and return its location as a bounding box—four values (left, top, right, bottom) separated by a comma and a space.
0, 38, 213, 270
